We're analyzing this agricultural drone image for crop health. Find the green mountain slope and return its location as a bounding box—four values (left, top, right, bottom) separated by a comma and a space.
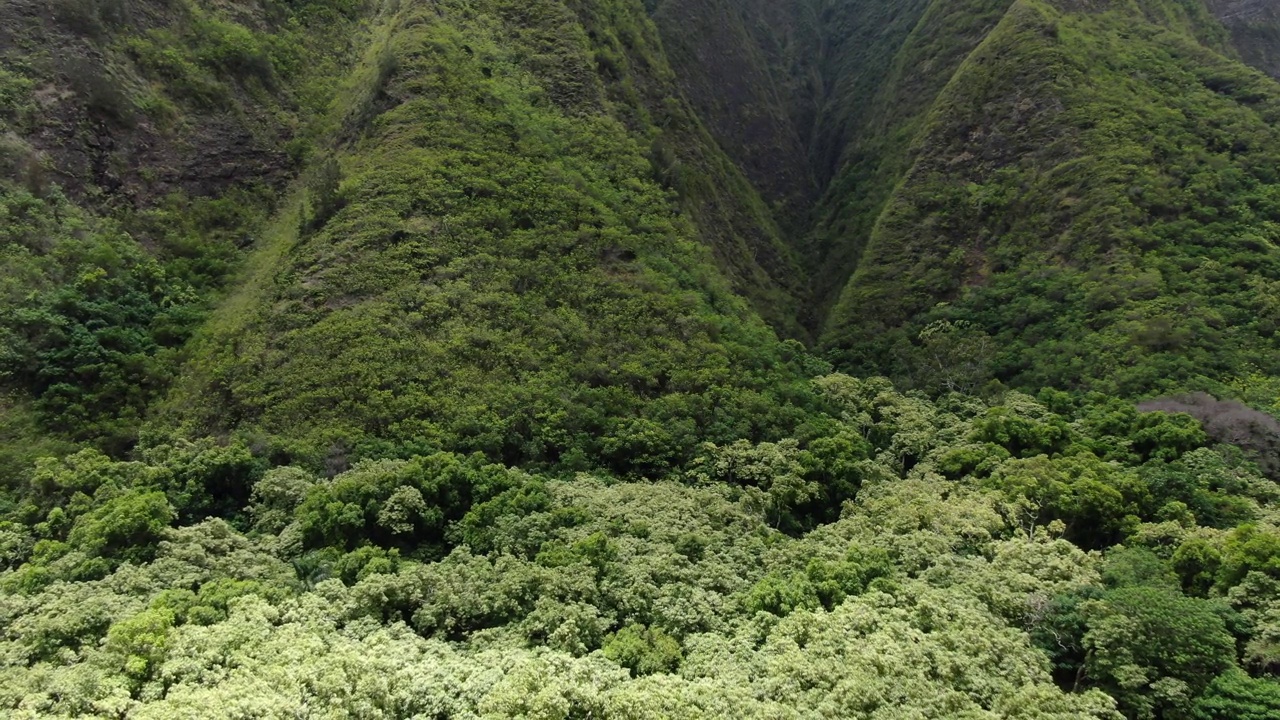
1207, 0, 1280, 78
820, 0, 1280, 397
562, 0, 812, 335
650, 0, 1018, 323
0, 0, 367, 475
4, 2, 1280, 718
804, 0, 1016, 321
650, 0, 821, 227
157, 0, 819, 473
650, 0, 1280, 399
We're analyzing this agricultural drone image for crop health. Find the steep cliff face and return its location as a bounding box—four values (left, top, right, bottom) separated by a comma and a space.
803, 0, 1014, 320
0, 0, 366, 472
574, 0, 810, 335
822, 0, 1280, 395
650, 0, 1015, 323
1207, 0, 1280, 78
647, 0, 1280, 397
649, 0, 820, 228
158, 0, 819, 471
0, 0, 359, 207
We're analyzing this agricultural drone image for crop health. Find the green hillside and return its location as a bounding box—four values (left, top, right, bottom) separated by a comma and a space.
651, 0, 1015, 321
0, 0, 370, 475
156, 0, 817, 474
2, 0, 1280, 717
820, 0, 1280, 399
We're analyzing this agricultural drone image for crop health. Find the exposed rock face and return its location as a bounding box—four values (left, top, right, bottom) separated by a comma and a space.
1205, 0, 1280, 78
1207, 0, 1274, 22
0, 0, 292, 207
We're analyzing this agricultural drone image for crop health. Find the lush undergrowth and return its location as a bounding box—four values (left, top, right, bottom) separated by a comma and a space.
3, 0, 1280, 718
158, 0, 821, 474
0, 181, 260, 462
0, 0, 368, 467
822, 0, 1280, 398
4, 377, 1280, 717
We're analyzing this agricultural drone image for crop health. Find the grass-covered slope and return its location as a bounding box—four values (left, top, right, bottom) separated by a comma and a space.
0, 0, 366, 474
804, 0, 1015, 321
822, 0, 1280, 397
158, 0, 820, 474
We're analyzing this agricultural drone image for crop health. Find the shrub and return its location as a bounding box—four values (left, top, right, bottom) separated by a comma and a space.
602, 624, 682, 675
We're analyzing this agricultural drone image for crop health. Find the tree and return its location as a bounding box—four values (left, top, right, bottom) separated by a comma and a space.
106, 608, 175, 689
914, 319, 995, 395
1192, 671, 1280, 720
67, 489, 175, 564
247, 466, 315, 534
1082, 587, 1236, 719
689, 439, 818, 530
304, 156, 344, 232
602, 624, 682, 676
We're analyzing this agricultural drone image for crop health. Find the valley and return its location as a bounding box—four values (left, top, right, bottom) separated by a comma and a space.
1, 1, 1279, 717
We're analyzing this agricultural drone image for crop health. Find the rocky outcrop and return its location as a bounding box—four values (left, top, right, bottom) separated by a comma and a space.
0, 0, 300, 208
1205, 0, 1280, 78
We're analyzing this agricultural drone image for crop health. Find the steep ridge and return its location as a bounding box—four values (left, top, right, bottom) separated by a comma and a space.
570, 0, 811, 335
804, 0, 1015, 321
1207, 0, 1280, 78
0, 0, 366, 475
648, 0, 1280, 405
654, 0, 1280, 396
650, 0, 1019, 323
158, 0, 821, 472
822, 0, 1280, 396
10, 0, 1280, 465
649, 0, 821, 229
0, 0, 816, 480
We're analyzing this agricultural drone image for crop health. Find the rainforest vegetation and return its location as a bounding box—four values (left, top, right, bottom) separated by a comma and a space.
2, 0, 1280, 717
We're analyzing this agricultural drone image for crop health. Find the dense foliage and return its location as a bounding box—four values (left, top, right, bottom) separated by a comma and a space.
0, 0, 369, 465
822, 0, 1280, 397
158, 0, 822, 472
5, 376, 1280, 718
4, 0, 1280, 718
